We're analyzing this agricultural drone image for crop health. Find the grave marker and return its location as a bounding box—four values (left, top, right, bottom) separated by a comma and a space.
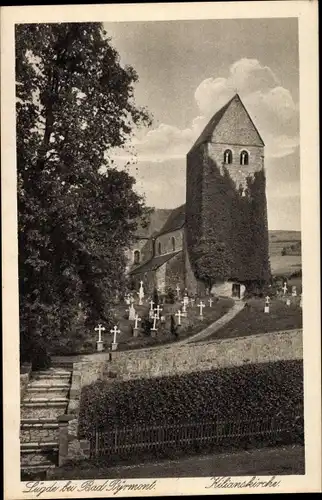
110, 325, 120, 351
127, 304, 136, 321
292, 286, 297, 297
208, 298, 213, 307
198, 301, 205, 317
175, 310, 183, 325
95, 324, 105, 352
150, 314, 158, 337
133, 314, 141, 337
138, 281, 144, 305
154, 304, 163, 319
282, 282, 288, 295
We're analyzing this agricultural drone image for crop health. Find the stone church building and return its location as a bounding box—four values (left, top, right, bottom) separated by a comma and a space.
126, 94, 269, 299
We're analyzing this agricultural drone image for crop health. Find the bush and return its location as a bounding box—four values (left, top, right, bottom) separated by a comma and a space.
165, 287, 176, 304
141, 315, 154, 336
79, 360, 303, 439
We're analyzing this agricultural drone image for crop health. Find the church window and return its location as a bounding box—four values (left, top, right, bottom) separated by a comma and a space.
133, 250, 140, 265
171, 236, 176, 252
158, 242, 162, 255
223, 149, 233, 164
240, 150, 249, 165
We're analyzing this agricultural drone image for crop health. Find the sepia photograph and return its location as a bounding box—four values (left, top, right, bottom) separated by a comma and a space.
2, 1, 320, 497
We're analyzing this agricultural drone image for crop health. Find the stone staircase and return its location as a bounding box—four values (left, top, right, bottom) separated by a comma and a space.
20, 367, 72, 474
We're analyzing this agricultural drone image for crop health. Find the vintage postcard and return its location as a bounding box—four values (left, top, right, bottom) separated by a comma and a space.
2, 1, 321, 498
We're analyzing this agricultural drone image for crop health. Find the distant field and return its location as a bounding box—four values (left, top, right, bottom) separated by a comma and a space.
269, 230, 301, 276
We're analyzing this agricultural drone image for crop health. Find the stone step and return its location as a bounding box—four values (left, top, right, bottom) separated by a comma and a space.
29, 379, 71, 388
34, 369, 72, 376
21, 462, 56, 473
21, 448, 58, 469
31, 373, 71, 381
28, 382, 70, 389
22, 397, 69, 404
20, 421, 59, 443
25, 388, 69, 399
21, 404, 67, 420
21, 441, 59, 453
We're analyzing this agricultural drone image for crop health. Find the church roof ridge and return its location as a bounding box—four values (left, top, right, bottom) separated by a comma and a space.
187, 93, 264, 154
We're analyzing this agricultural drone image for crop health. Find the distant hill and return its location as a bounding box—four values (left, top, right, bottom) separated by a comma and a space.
268, 230, 301, 277
268, 230, 301, 257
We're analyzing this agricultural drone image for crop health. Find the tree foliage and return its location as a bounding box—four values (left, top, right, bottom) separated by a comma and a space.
16, 23, 152, 362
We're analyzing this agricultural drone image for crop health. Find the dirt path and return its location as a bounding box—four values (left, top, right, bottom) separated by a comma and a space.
49, 445, 305, 479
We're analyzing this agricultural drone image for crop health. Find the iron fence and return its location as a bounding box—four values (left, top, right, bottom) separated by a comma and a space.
90, 413, 303, 458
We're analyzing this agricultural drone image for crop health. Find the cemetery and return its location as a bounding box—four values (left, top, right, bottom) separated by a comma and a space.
206, 292, 302, 341
74, 283, 234, 354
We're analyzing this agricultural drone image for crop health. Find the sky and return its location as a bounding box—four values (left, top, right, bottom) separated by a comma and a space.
103, 18, 300, 231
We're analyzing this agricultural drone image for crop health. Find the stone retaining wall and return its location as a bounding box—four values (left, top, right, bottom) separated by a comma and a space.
20, 363, 32, 399
75, 329, 302, 387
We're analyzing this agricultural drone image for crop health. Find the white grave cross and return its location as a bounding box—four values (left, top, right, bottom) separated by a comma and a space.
282, 282, 288, 295
134, 313, 141, 329
95, 324, 105, 343
155, 305, 163, 319
198, 301, 205, 316
151, 314, 158, 331
110, 325, 121, 344
176, 285, 181, 296
208, 298, 213, 307
175, 310, 183, 325
149, 300, 155, 311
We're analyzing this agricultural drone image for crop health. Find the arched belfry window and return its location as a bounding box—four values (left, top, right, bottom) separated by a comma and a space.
223, 149, 233, 164
158, 242, 162, 255
133, 250, 140, 265
171, 236, 176, 252
240, 150, 249, 165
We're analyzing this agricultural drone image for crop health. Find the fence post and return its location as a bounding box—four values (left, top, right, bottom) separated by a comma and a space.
57, 415, 73, 467
95, 425, 99, 457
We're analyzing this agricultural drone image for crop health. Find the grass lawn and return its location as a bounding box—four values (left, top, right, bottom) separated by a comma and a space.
270, 254, 302, 277
69, 297, 234, 354
205, 296, 302, 341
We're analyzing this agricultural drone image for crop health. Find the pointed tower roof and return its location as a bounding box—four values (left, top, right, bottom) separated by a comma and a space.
188, 94, 265, 154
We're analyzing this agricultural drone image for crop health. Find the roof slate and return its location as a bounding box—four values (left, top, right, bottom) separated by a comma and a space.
130, 250, 182, 275
188, 94, 264, 154
154, 204, 186, 237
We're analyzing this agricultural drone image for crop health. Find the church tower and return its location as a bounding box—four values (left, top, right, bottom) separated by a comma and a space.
185, 94, 270, 296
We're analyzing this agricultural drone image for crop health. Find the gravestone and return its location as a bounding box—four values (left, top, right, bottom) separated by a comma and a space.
127, 304, 136, 321
292, 286, 297, 297
95, 324, 105, 352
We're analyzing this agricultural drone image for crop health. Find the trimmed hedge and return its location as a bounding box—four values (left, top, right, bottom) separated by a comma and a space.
79, 360, 303, 439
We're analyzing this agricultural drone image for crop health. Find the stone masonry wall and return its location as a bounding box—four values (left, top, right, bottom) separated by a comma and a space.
165, 251, 185, 291
105, 330, 302, 382
76, 330, 302, 388
155, 229, 183, 256
208, 142, 264, 190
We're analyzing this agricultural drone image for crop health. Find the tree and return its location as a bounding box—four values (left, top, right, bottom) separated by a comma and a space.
16, 23, 152, 363
193, 233, 232, 294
